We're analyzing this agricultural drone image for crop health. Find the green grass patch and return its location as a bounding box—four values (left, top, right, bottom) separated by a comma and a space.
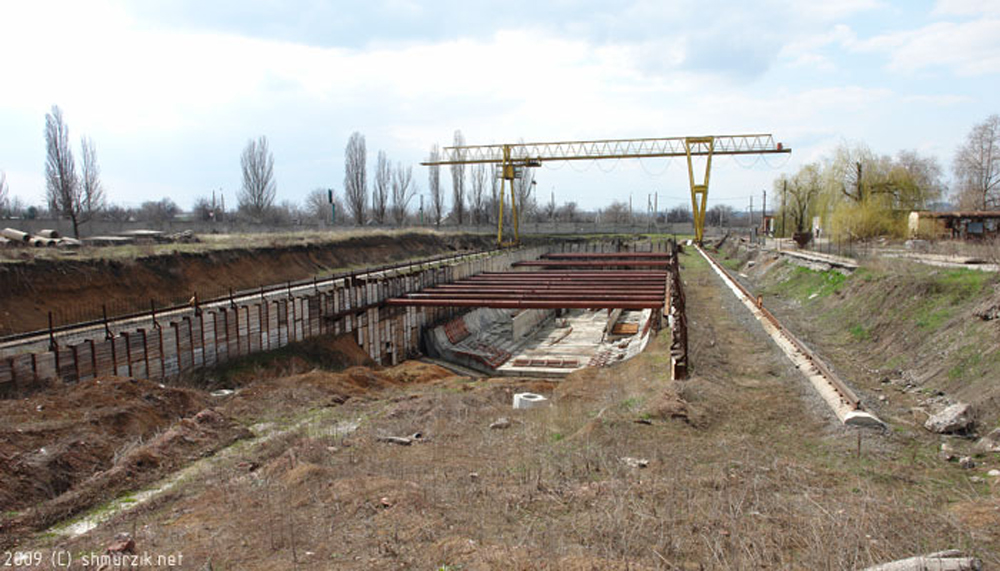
766, 266, 849, 301
947, 344, 1000, 383
934, 268, 994, 300
848, 324, 870, 341
915, 307, 953, 330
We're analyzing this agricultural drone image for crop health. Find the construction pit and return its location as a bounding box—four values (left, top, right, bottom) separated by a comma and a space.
385, 250, 686, 381
427, 307, 655, 377
2, 232, 1000, 569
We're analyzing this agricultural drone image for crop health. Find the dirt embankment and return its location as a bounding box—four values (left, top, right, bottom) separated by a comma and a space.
0, 231, 493, 334
733, 246, 1000, 424
0, 333, 459, 549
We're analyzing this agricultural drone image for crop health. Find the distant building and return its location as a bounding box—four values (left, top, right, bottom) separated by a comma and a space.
908, 211, 1000, 239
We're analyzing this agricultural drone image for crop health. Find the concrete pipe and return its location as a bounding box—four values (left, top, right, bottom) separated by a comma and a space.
29, 237, 47, 248
1, 228, 31, 242
37, 229, 60, 239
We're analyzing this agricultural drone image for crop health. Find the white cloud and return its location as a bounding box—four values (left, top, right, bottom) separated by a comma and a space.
933, 0, 1000, 16
902, 94, 972, 106
778, 24, 857, 71
856, 18, 1000, 75
787, 0, 884, 21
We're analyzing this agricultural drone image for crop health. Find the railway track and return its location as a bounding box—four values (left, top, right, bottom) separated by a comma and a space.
695, 244, 884, 429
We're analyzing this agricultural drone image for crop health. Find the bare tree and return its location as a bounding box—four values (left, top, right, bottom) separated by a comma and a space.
0, 170, 8, 215
557, 201, 578, 222
705, 204, 736, 226
666, 206, 692, 223
450, 130, 466, 224
372, 150, 390, 225
488, 167, 500, 224
954, 114, 1000, 210
192, 197, 215, 221
45, 105, 83, 237
238, 135, 277, 220
391, 163, 415, 226
80, 136, 106, 218
543, 188, 557, 220
305, 188, 342, 223
884, 150, 944, 210
603, 200, 630, 224
428, 144, 443, 226
514, 166, 536, 222
138, 198, 179, 223
102, 203, 133, 222
470, 163, 487, 225
344, 132, 367, 225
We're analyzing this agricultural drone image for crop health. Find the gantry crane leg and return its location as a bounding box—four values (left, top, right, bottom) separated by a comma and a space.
496, 144, 521, 247
685, 136, 715, 244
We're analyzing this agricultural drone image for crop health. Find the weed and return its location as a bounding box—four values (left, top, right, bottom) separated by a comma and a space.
764, 266, 849, 301
848, 324, 870, 341
619, 397, 643, 411
916, 307, 952, 330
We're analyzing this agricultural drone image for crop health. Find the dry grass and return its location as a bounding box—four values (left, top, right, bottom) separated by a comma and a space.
0, 228, 483, 264
23, 251, 1000, 570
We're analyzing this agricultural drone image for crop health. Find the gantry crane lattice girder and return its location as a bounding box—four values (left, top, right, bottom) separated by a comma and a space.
421, 134, 791, 245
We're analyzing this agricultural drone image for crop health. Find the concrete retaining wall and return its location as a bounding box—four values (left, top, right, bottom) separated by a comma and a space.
0, 246, 551, 394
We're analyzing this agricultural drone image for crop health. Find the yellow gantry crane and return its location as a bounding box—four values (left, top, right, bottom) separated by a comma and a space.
422, 134, 791, 245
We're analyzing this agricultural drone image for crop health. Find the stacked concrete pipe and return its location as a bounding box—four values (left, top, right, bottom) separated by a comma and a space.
1, 228, 30, 243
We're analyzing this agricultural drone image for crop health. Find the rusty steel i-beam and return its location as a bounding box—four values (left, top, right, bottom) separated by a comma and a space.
511, 260, 674, 268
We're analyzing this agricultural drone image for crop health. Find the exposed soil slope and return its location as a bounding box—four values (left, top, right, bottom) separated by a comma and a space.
735, 247, 1000, 424
0, 377, 209, 515
0, 231, 492, 334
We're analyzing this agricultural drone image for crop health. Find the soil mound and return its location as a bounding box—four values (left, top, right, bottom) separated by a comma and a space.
0, 231, 492, 335
0, 377, 208, 514
1, 403, 248, 548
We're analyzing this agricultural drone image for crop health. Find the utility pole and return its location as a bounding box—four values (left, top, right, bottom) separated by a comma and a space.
647, 193, 652, 232
654, 192, 658, 224
419, 195, 424, 225
762, 189, 767, 235
328, 188, 336, 225
782, 180, 787, 238
629, 193, 633, 224
749, 196, 753, 229
856, 161, 863, 201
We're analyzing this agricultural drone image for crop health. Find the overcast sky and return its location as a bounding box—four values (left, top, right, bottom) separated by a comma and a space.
1, 0, 998, 213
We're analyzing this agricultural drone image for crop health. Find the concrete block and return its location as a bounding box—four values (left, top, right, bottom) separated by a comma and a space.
513, 392, 549, 410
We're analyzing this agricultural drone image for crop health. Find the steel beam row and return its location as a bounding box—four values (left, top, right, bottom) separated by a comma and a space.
384, 299, 661, 309
386, 255, 672, 309
540, 252, 675, 259
511, 260, 674, 268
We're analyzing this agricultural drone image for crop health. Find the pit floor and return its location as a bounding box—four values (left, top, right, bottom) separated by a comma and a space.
495, 308, 652, 377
